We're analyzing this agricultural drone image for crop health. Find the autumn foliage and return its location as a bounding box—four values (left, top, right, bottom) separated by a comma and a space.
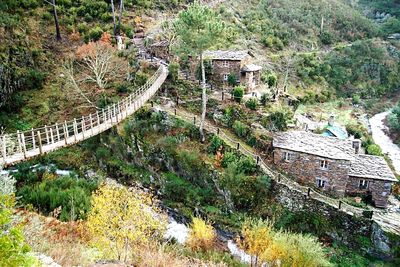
187, 217, 216, 252
85, 182, 166, 262
238, 219, 331, 267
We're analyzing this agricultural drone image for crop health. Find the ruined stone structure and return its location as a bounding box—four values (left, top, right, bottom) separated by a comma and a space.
273, 131, 397, 208
148, 40, 170, 61
202, 50, 262, 91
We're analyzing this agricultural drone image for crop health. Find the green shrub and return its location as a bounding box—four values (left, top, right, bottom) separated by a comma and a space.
23, 69, 45, 90
42, 11, 52, 21
221, 152, 238, 168
388, 102, 400, 132
17, 176, 98, 221
232, 86, 244, 103
77, 22, 89, 34
168, 62, 180, 83
245, 98, 258, 110
237, 156, 257, 175
352, 94, 361, 105
227, 73, 238, 87
320, 31, 335, 45
232, 120, 249, 138
208, 136, 224, 154
345, 123, 367, 139
88, 26, 103, 41
366, 144, 382, 156
260, 93, 268, 106
263, 108, 293, 131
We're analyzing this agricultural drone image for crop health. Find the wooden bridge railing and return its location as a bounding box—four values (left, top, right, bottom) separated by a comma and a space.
1, 63, 168, 166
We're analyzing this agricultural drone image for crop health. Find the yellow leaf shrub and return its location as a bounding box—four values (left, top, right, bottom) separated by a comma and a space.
85, 182, 166, 262
186, 217, 216, 252
239, 219, 331, 267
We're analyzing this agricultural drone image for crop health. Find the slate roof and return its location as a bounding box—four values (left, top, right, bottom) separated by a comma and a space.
203, 50, 249, 61
242, 64, 262, 72
349, 155, 398, 182
273, 131, 355, 160
273, 131, 397, 182
150, 40, 169, 47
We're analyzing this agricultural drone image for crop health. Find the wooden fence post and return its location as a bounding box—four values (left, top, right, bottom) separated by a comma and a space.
37, 131, 43, 154
50, 127, 54, 144
17, 131, 22, 153
217, 128, 220, 135
81, 116, 85, 139
21, 132, 27, 159
2, 135, 6, 164
307, 188, 311, 197
89, 113, 94, 135
338, 200, 342, 210
256, 156, 260, 165
73, 119, 78, 142
55, 123, 60, 141
237, 142, 240, 150
31, 129, 36, 150
113, 105, 117, 124
97, 111, 101, 126
45, 125, 49, 144
63, 122, 68, 145
193, 116, 196, 124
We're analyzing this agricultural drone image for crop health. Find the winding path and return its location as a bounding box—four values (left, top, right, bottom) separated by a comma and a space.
1, 63, 168, 167
370, 111, 400, 175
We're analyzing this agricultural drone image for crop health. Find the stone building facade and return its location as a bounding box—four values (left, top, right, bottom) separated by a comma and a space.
148, 40, 170, 61
202, 50, 262, 91
273, 131, 397, 208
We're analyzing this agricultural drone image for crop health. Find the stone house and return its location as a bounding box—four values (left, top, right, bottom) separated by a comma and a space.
201, 50, 262, 91
272, 131, 397, 208
148, 40, 170, 61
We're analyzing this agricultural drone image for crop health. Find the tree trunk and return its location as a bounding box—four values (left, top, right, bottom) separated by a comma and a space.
320, 16, 324, 34
118, 0, 124, 36
52, 0, 61, 41
111, 0, 117, 39
199, 52, 207, 143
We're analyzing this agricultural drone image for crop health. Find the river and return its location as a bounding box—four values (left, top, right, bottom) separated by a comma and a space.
369, 111, 400, 174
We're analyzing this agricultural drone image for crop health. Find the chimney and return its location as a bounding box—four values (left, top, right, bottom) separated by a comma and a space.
352, 140, 361, 154
328, 115, 335, 126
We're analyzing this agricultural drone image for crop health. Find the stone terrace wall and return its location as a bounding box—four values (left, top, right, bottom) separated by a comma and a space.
272, 181, 398, 259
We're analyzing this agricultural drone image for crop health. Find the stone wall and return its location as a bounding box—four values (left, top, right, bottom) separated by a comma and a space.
149, 45, 169, 61
347, 176, 392, 207
210, 59, 242, 88
272, 181, 399, 259
273, 148, 350, 197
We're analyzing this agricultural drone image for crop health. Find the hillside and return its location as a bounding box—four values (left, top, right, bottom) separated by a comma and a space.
1, 1, 400, 266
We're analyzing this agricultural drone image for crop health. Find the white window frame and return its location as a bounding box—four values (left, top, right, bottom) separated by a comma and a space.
316, 178, 326, 188
384, 182, 391, 190
283, 152, 294, 162
223, 74, 229, 81
223, 60, 230, 67
358, 179, 369, 190
320, 160, 328, 170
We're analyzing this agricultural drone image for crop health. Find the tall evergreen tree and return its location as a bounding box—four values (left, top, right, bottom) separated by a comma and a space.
173, 1, 226, 142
